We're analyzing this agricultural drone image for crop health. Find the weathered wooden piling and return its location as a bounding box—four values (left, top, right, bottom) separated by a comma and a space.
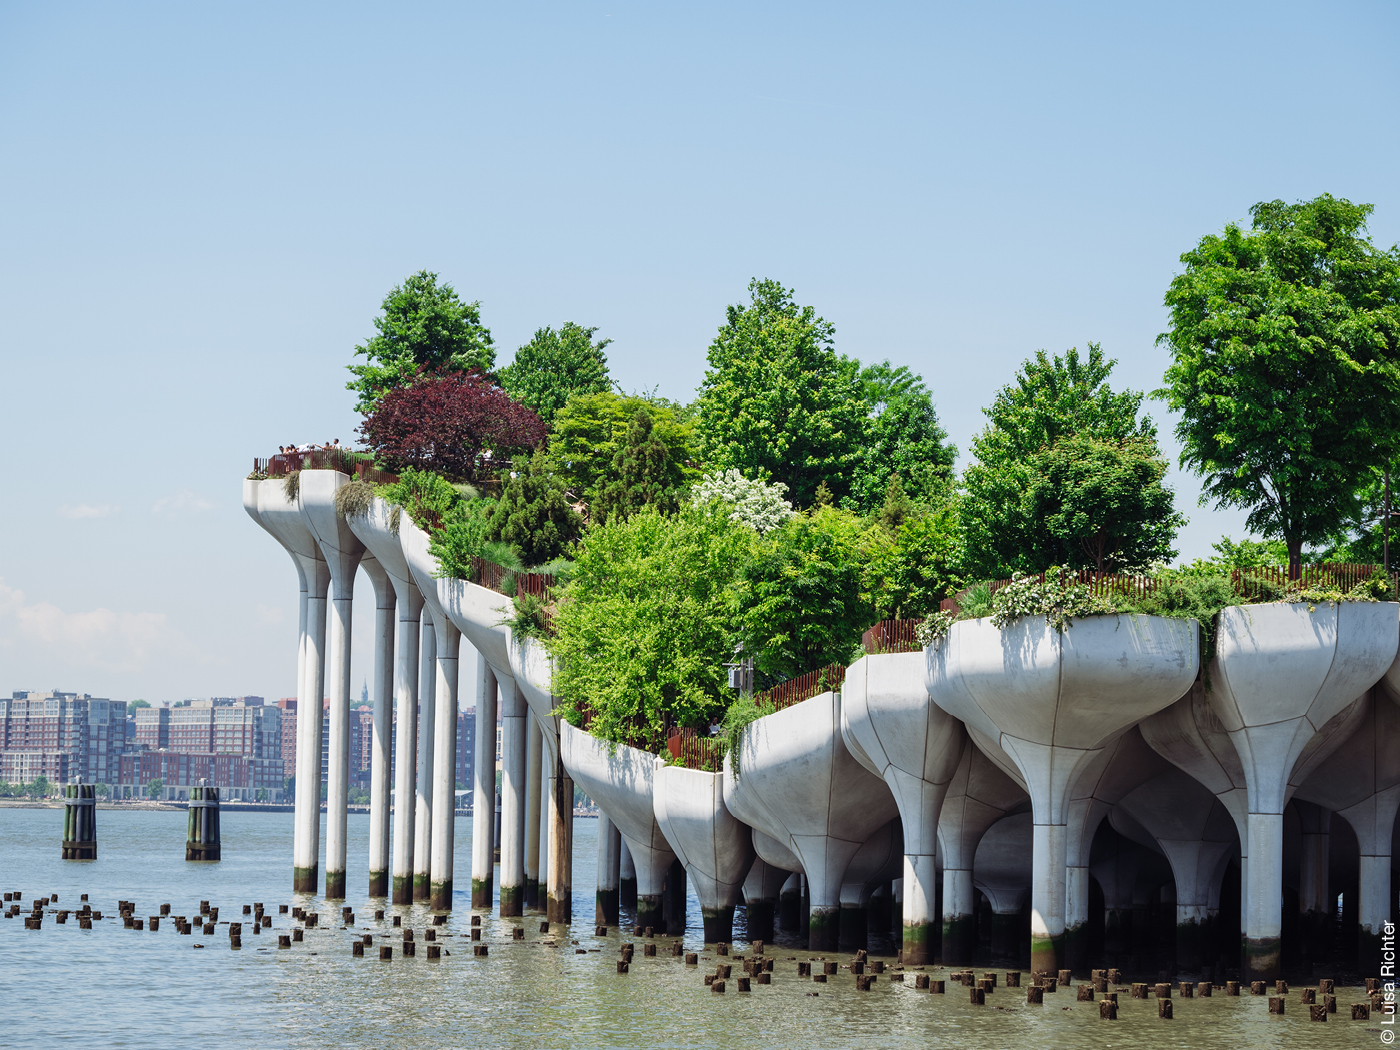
1099, 1000, 1117, 1019
61, 780, 97, 860
1159, 998, 1173, 1019
185, 782, 222, 860
1269, 996, 1285, 1014
1353, 1003, 1370, 1019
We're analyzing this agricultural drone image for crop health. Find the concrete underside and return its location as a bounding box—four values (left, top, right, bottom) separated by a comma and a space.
368, 871, 388, 898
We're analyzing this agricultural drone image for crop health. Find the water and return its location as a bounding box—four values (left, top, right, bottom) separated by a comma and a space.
0, 806, 1378, 1049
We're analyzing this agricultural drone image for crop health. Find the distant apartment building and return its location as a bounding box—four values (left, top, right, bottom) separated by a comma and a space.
457, 708, 475, 797
276, 698, 297, 780
0, 691, 127, 785
119, 696, 283, 800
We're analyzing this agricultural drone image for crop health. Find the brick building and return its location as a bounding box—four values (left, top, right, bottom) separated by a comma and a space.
116, 751, 283, 800
0, 691, 127, 785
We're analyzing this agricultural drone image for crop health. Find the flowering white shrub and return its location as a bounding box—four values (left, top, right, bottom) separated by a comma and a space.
691, 469, 795, 534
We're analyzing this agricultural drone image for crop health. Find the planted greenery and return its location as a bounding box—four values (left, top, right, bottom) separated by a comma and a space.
500, 591, 551, 641
551, 502, 755, 750
719, 691, 776, 778
917, 564, 1395, 666
333, 478, 377, 519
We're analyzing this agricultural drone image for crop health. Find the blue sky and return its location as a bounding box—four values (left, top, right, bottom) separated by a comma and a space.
1, 0, 1396, 706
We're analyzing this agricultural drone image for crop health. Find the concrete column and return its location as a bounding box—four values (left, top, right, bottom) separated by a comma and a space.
547, 753, 575, 925
596, 812, 621, 925
363, 558, 396, 898
499, 681, 527, 915
295, 562, 329, 894
429, 619, 460, 910
620, 841, 637, 908
524, 716, 542, 910
840, 653, 965, 965
298, 470, 366, 901
935, 744, 1026, 966
1295, 800, 1332, 958
391, 584, 422, 905
537, 745, 550, 912
322, 564, 359, 901
742, 857, 789, 943
778, 871, 801, 930
928, 615, 1199, 975
471, 661, 498, 908
941, 867, 976, 964
413, 607, 436, 901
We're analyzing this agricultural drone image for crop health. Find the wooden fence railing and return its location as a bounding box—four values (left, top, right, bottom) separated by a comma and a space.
468, 557, 555, 599
756, 663, 847, 712
666, 727, 721, 772
862, 619, 925, 654
1230, 563, 1381, 598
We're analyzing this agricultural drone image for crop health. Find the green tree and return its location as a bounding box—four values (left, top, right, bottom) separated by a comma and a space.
695, 279, 864, 506
552, 503, 756, 747
488, 451, 584, 566
27, 775, 51, 799
594, 409, 680, 524
129, 699, 150, 709
736, 506, 884, 682
961, 344, 1154, 577
871, 504, 963, 618
346, 271, 495, 412
848, 362, 957, 513
548, 391, 699, 508
1159, 194, 1400, 577
1022, 434, 1183, 572
144, 777, 164, 800
498, 322, 612, 424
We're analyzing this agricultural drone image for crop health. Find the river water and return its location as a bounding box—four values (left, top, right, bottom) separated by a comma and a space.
0, 806, 1380, 1049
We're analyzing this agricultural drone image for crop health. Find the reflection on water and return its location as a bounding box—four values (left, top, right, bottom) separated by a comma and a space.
0, 807, 1376, 1049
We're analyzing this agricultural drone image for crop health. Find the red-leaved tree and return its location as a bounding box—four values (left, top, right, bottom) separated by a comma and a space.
358, 369, 547, 481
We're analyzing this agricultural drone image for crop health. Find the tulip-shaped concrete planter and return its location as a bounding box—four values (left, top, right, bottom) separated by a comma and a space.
560, 722, 677, 932
345, 497, 425, 902
428, 553, 521, 910
244, 478, 330, 895
723, 690, 899, 951
299, 470, 367, 901
927, 613, 1199, 975
1115, 768, 1239, 971
841, 651, 966, 963
1295, 687, 1400, 973
653, 766, 755, 942
399, 519, 465, 911
1203, 601, 1397, 980
508, 634, 574, 924
936, 739, 1028, 965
